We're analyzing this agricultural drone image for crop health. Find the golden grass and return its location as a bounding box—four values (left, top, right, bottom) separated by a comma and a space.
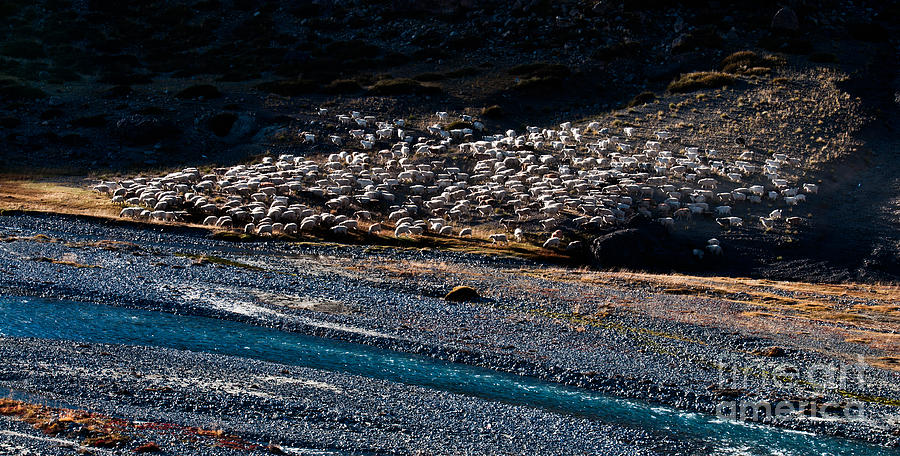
0, 177, 120, 218
0, 176, 572, 263
595, 273, 900, 333
867, 356, 900, 372
577, 271, 900, 308
0, 176, 577, 267
515, 267, 900, 370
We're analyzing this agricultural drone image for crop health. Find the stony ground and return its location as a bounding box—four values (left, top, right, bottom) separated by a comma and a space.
1, 213, 898, 452
0, 338, 679, 455
2, 0, 897, 281
0, 1, 898, 453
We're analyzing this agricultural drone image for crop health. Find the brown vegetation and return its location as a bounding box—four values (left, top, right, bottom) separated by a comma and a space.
368, 78, 441, 96
667, 72, 736, 93
720, 51, 784, 75
0, 398, 129, 448
32, 256, 102, 268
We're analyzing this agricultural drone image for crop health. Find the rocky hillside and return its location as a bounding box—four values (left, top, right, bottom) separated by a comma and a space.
0, 0, 896, 281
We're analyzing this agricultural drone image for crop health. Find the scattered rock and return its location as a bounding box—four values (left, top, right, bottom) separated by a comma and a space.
757, 346, 786, 357
445, 286, 480, 302
671, 26, 722, 54
175, 84, 221, 99
627, 91, 656, 107
708, 387, 745, 398
771, 7, 799, 32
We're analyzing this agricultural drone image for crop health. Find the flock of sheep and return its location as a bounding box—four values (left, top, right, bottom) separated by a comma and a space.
96, 109, 817, 255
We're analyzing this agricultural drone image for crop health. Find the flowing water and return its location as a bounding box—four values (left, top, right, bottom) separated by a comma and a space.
0, 296, 893, 455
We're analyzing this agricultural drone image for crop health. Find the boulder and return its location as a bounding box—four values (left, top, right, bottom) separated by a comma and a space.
590, 216, 690, 270
445, 286, 480, 302
114, 115, 181, 146
592, 228, 665, 268
222, 114, 256, 144
756, 346, 786, 358
771, 7, 799, 31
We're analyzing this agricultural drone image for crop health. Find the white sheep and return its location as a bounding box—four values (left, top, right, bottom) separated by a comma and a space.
98, 107, 819, 253
716, 217, 743, 227
489, 233, 508, 244
514, 228, 524, 242
698, 178, 717, 190
394, 224, 412, 237
673, 208, 692, 220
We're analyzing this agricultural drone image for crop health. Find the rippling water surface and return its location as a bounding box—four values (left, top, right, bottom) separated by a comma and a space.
0, 296, 892, 455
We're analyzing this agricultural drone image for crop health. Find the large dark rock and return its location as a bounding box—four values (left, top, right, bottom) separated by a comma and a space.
114, 115, 181, 145
445, 286, 480, 302
771, 7, 799, 31
590, 217, 690, 270
208, 113, 238, 137
221, 113, 256, 144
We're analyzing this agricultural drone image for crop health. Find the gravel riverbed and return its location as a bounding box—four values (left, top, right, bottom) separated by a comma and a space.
0, 213, 898, 453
